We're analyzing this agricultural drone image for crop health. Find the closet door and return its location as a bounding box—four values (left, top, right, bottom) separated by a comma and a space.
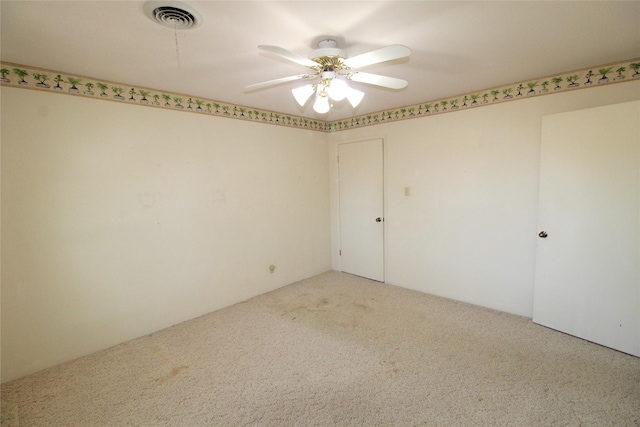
338, 139, 385, 282
533, 101, 640, 356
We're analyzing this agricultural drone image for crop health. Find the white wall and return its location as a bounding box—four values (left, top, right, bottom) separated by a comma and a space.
1, 87, 331, 382
4, 79, 639, 382
329, 81, 640, 317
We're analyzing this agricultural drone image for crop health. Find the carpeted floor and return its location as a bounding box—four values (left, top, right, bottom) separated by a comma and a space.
2, 271, 639, 426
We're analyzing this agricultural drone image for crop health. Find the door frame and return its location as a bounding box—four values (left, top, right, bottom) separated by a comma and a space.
334, 136, 388, 282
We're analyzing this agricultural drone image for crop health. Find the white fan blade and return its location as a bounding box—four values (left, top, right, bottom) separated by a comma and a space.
348, 72, 408, 90
343, 44, 411, 69
258, 45, 320, 68
244, 74, 313, 92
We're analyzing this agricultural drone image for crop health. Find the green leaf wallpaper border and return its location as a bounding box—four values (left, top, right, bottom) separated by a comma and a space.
327, 58, 640, 131
2, 59, 639, 133
0, 63, 329, 132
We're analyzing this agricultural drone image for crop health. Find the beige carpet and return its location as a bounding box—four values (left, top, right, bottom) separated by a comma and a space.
2, 271, 639, 426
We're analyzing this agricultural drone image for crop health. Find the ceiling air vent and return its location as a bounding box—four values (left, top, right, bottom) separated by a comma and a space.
144, 1, 202, 30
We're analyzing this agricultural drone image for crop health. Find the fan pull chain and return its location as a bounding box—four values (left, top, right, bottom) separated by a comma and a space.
173, 19, 181, 69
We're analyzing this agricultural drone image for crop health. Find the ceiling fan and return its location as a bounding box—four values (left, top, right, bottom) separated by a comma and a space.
244, 39, 411, 114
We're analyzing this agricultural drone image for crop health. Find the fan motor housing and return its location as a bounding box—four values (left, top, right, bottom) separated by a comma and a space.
309, 39, 347, 61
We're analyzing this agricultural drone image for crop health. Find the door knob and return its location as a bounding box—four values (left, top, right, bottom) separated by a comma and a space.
538, 231, 548, 238
375, 217, 382, 222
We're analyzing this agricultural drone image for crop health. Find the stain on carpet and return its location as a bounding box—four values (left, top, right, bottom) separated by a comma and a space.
153, 365, 188, 384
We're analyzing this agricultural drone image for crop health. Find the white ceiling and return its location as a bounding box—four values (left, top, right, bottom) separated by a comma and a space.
2, 1, 639, 121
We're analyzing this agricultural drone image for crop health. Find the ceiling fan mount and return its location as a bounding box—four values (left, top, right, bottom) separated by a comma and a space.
309, 39, 347, 62
245, 38, 411, 114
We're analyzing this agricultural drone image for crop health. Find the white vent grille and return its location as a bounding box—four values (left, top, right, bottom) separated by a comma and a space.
144, 1, 202, 30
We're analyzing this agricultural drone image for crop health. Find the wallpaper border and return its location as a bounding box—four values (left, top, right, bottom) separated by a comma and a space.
0, 62, 329, 132
328, 58, 640, 131
2, 59, 639, 133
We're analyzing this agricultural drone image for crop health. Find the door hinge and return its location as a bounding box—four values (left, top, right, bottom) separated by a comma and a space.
339, 249, 342, 256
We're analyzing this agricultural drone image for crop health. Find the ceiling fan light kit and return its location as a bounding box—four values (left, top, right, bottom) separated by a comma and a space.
294, 72, 365, 114
246, 39, 411, 115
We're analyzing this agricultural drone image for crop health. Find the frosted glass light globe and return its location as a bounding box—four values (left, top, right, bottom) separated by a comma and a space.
313, 94, 330, 114
292, 84, 314, 106
328, 78, 348, 101
346, 87, 364, 108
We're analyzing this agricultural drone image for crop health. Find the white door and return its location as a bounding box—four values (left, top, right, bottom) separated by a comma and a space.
533, 101, 640, 356
339, 139, 384, 282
